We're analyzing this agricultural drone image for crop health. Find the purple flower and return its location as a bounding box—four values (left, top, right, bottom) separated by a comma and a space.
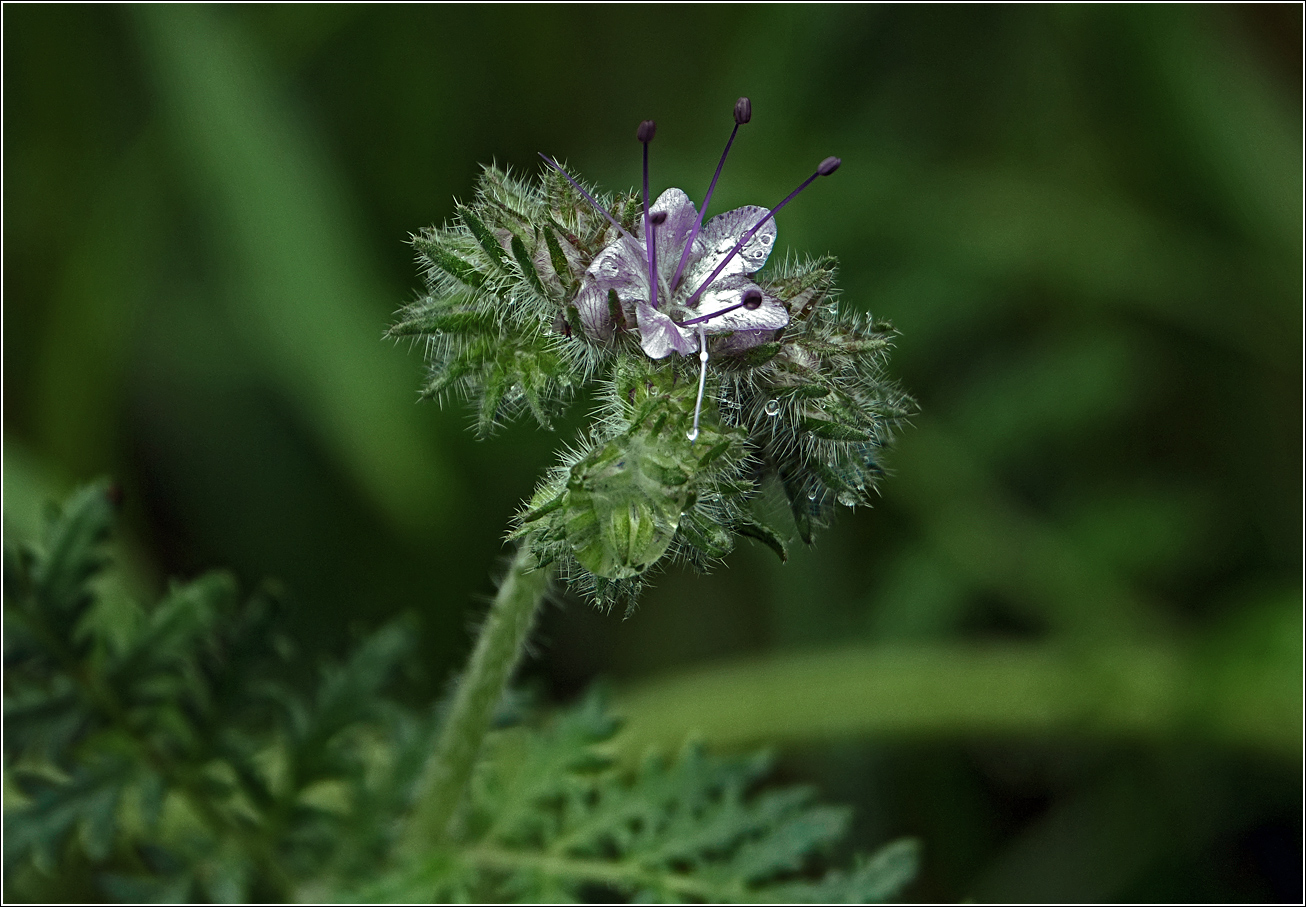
541, 100, 840, 442
542, 98, 840, 362
573, 189, 788, 359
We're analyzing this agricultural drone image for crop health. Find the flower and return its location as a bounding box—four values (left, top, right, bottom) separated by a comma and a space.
573, 189, 788, 359
397, 96, 912, 607
541, 99, 840, 363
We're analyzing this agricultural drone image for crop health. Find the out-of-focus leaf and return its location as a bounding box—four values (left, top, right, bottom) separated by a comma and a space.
132, 5, 460, 536
614, 627, 1302, 758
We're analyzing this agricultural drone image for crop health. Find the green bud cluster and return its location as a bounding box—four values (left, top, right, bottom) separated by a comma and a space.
392, 164, 914, 610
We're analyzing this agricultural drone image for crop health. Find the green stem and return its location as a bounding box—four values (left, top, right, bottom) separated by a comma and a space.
404, 546, 552, 851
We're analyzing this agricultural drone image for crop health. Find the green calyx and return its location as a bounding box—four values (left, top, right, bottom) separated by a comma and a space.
514, 359, 749, 605
390, 165, 631, 435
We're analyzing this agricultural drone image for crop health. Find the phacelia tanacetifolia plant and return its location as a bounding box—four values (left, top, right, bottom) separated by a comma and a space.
391, 98, 914, 608
2, 100, 922, 904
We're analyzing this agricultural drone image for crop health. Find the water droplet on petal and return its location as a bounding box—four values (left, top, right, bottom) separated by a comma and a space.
764, 400, 780, 416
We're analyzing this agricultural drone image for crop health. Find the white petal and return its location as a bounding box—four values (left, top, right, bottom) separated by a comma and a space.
640, 188, 698, 258
694, 276, 789, 333
636, 301, 697, 358
689, 205, 777, 283
574, 283, 616, 340
585, 234, 647, 294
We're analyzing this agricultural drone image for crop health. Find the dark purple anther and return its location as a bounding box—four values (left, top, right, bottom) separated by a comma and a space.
742, 287, 762, 309
684, 154, 842, 309
650, 210, 667, 226
670, 97, 753, 295
636, 119, 657, 143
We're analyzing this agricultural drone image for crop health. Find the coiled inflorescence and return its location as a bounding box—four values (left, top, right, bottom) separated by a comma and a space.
391, 98, 914, 609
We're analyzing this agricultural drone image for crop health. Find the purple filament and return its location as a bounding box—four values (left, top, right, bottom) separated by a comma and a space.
683, 162, 835, 309
538, 153, 623, 232
674, 290, 759, 327
641, 138, 657, 310
670, 119, 743, 295
648, 211, 666, 310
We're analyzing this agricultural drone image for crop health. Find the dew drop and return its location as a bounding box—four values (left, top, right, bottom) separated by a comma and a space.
807, 489, 819, 501
764, 400, 781, 416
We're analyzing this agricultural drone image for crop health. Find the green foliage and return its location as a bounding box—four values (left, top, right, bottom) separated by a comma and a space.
360, 696, 919, 903
4, 484, 918, 903
513, 357, 757, 607
393, 166, 627, 434
4, 482, 438, 902
747, 256, 916, 543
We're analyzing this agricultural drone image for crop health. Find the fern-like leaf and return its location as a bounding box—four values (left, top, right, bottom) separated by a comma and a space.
363, 692, 917, 903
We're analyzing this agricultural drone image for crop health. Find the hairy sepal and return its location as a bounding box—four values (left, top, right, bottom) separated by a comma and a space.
395, 165, 628, 434
512, 358, 750, 608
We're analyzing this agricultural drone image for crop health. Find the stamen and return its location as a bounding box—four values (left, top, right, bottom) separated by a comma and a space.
538, 152, 623, 232
687, 326, 709, 443
675, 287, 764, 327
684, 156, 842, 309
638, 119, 658, 309
649, 210, 666, 308
670, 97, 752, 295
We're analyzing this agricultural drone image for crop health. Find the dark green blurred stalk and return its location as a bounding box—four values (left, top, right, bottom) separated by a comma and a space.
615, 592, 1301, 759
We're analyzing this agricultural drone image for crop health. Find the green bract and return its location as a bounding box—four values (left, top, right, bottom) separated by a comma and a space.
393, 159, 913, 609
514, 358, 749, 597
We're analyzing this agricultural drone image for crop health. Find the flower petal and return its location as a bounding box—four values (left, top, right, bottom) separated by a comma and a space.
640, 188, 699, 272
585, 234, 646, 294
690, 205, 777, 282
693, 275, 790, 333
636, 301, 697, 358
574, 283, 617, 340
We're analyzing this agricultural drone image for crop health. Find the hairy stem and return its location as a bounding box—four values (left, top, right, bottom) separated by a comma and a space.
404, 546, 552, 851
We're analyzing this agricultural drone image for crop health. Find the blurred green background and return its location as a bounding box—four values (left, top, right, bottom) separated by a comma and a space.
4, 4, 1301, 902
